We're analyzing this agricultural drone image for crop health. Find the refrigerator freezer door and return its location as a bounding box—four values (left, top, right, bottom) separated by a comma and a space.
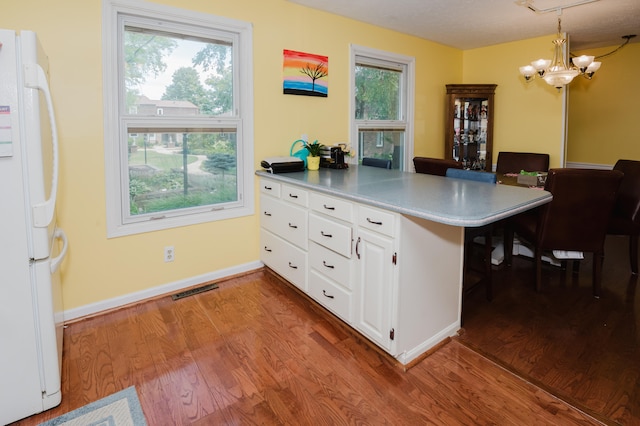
0, 258, 44, 425
33, 250, 63, 408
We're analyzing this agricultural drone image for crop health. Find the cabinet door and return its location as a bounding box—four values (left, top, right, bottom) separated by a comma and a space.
445, 84, 496, 172
354, 228, 395, 351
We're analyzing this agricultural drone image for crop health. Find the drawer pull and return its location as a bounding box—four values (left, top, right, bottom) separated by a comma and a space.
366, 217, 383, 225
263, 211, 272, 217
323, 204, 335, 210
289, 193, 298, 199
264, 185, 272, 190
356, 237, 361, 259
320, 231, 333, 238
322, 261, 335, 269
264, 246, 272, 252
288, 262, 298, 269
288, 222, 298, 229
322, 290, 334, 299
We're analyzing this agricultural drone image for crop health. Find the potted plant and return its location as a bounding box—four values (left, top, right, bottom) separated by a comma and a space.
304, 140, 324, 170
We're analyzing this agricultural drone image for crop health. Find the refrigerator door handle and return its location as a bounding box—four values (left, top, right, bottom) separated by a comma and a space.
24, 62, 59, 228
50, 228, 68, 274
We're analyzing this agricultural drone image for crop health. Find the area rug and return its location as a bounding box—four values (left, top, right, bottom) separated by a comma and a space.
39, 386, 147, 426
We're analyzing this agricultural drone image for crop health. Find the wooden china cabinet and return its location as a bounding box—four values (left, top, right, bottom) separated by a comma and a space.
445, 84, 496, 172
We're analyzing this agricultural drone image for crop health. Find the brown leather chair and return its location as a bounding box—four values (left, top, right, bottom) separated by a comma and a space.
505, 168, 623, 297
496, 152, 550, 174
607, 159, 640, 274
413, 157, 462, 176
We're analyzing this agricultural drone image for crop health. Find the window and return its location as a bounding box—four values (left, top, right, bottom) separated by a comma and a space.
102, 0, 253, 237
350, 45, 414, 170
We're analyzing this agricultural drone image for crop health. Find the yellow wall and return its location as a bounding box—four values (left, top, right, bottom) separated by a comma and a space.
462, 35, 566, 168
9, 0, 606, 313
4, 0, 461, 311
568, 42, 640, 166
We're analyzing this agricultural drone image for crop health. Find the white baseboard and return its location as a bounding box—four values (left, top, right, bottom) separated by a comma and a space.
63, 260, 264, 322
565, 161, 613, 170
492, 161, 614, 171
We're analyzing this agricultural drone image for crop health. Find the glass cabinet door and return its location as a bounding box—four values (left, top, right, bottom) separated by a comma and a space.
445, 84, 496, 172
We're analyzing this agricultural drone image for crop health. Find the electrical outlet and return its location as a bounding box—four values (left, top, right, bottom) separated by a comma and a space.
164, 246, 175, 262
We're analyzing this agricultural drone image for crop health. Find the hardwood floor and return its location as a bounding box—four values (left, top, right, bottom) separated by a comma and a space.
12, 264, 608, 425
459, 234, 639, 425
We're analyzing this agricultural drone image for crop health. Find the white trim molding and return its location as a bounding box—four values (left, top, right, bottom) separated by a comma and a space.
63, 261, 263, 321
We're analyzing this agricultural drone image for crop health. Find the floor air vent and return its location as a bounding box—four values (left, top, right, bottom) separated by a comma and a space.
172, 283, 219, 300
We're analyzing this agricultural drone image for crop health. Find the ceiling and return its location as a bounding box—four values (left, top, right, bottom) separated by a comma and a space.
286, 0, 640, 51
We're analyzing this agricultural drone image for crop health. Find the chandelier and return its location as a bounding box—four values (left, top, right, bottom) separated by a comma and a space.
519, 17, 600, 89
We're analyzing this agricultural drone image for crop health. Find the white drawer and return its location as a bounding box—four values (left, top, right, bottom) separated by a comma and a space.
309, 270, 352, 323
260, 179, 281, 198
260, 229, 307, 291
358, 205, 396, 238
261, 195, 308, 250
310, 192, 354, 223
309, 212, 352, 258
282, 184, 308, 207
260, 195, 280, 234
309, 241, 353, 290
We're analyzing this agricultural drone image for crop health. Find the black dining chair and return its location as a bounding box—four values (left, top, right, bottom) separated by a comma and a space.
505, 168, 623, 297
445, 168, 496, 302
362, 157, 392, 169
413, 157, 463, 176
607, 159, 640, 274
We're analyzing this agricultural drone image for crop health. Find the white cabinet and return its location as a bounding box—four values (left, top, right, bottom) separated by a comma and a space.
353, 205, 398, 352
307, 192, 354, 323
259, 177, 464, 366
259, 179, 308, 291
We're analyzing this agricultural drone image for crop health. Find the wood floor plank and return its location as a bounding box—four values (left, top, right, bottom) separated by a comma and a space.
459, 234, 638, 425
13, 265, 610, 425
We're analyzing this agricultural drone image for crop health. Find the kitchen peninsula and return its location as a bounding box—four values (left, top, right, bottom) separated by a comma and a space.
256, 166, 551, 366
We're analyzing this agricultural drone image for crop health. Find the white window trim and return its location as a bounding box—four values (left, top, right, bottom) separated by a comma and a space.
102, 0, 254, 238
349, 44, 415, 171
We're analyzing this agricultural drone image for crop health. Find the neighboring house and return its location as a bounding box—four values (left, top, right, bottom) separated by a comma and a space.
131, 96, 199, 147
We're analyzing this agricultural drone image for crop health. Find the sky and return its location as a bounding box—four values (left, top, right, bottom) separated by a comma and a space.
137, 39, 209, 100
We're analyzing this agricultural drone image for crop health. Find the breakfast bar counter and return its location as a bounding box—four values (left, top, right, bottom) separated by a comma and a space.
255, 166, 551, 366
255, 165, 551, 227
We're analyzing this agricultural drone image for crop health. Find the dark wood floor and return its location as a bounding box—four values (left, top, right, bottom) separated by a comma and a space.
13, 236, 636, 425
459, 234, 639, 425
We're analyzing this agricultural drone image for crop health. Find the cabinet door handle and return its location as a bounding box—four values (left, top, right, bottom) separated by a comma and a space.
289, 193, 298, 199
288, 222, 298, 229
323, 204, 335, 210
263, 211, 272, 216
322, 290, 334, 299
366, 217, 383, 225
288, 262, 298, 269
355, 237, 361, 259
320, 231, 333, 238
322, 260, 335, 269
264, 185, 272, 190
264, 246, 272, 252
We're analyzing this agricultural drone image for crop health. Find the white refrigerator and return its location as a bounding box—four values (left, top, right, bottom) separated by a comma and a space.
0, 29, 68, 425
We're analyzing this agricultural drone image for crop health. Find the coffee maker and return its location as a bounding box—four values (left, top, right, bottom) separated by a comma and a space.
320, 144, 349, 169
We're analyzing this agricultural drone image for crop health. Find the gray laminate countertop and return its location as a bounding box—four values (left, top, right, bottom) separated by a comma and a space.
256, 166, 552, 227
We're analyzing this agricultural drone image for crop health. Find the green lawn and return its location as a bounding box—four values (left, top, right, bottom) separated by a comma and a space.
129, 149, 198, 170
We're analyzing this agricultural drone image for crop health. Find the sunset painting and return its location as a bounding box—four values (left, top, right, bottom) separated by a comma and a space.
283, 49, 328, 97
